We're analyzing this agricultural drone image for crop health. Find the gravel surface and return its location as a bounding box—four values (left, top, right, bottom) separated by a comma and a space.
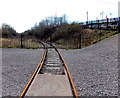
59, 35, 118, 96
0, 48, 2, 97
2, 48, 43, 96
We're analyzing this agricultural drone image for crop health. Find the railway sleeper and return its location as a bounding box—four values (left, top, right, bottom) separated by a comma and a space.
45, 65, 63, 67
39, 66, 65, 75
44, 62, 63, 65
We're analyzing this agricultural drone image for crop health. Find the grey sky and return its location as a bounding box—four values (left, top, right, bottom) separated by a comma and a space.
0, 0, 119, 32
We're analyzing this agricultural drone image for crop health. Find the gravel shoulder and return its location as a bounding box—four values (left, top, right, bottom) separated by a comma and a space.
2, 48, 43, 96
59, 34, 118, 96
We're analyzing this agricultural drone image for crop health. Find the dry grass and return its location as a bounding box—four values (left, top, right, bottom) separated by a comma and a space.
1, 38, 40, 49
2, 38, 20, 48
55, 29, 119, 49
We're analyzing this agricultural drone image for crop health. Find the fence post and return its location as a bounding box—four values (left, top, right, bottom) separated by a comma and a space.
106, 18, 109, 30
79, 34, 81, 49
98, 20, 99, 30
114, 18, 116, 31
21, 33, 23, 48
118, 17, 120, 33
91, 22, 93, 29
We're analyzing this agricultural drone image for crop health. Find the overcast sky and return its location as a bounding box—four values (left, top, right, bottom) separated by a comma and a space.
0, 0, 119, 33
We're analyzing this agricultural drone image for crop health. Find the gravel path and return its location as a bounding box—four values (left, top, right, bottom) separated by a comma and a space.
59, 34, 118, 96
2, 48, 43, 96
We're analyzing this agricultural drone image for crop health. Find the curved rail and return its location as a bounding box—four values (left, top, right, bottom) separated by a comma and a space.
20, 47, 46, 98
47, 42, 78, 97
20, 42, 78, 98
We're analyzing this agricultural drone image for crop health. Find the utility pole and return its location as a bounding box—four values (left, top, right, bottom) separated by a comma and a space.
110, 13, 112, 18
54, 7, 57, 25
100, 11, 104, 20
87, 11, 88, 25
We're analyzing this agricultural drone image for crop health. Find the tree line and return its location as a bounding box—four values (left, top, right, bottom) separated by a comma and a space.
1, 15, 117, 49
1, 23, 18, 38
23, 14, 83, 42
1, 14, 83, 43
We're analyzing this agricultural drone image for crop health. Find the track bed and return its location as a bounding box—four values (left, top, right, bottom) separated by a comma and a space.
21, 42, 77, 97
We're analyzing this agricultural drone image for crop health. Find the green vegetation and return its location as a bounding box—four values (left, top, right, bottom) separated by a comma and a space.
1, 23, 40, 49
1, 23, 17, 38
54, 29, 119, 49
1, 16, 119, 49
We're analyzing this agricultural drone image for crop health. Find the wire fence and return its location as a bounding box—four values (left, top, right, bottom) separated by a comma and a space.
55, 29, 119, 49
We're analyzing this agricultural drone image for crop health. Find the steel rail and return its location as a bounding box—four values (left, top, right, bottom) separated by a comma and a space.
57, 50, 78, 98
20, 49, 47, 98
20, 42, 78, 97
47, 42, 78, 98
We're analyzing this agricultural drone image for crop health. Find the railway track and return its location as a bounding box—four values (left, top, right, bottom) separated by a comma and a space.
20, 42, 78, 97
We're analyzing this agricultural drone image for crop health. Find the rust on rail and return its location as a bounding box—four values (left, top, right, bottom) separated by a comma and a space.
58, 51, 78, 98
20, 49, 46, 98
20, 42, 78, 97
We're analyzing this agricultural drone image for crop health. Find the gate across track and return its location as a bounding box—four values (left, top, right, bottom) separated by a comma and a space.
20, 42, 78, 97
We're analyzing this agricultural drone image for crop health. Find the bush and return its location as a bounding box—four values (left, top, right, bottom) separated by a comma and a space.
1, 23, 17, 38
50, 23, 83, 41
